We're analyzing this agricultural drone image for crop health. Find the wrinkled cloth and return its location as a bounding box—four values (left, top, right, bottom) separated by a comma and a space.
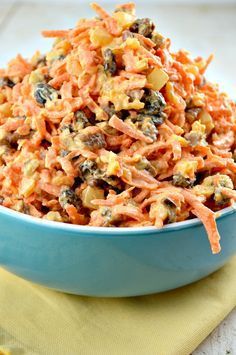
0, 257, 236, 355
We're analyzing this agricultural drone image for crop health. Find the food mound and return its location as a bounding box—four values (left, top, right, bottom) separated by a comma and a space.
0, 2, 235, 253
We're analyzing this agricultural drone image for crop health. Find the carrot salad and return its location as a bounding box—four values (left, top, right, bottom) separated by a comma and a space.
0, 3, 236, 253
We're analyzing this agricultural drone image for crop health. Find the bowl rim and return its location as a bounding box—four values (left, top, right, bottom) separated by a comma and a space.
0, 202, 236, 235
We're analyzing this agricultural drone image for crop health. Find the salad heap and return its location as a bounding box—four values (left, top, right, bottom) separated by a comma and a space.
0, 2, 236, 253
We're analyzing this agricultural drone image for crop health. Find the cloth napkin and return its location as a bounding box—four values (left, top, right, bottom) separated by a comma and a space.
0, 257, 235, 355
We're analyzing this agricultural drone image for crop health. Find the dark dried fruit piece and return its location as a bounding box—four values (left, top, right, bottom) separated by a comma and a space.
141, 89, 166, 116
79, 160, 121, 190
103, 49, 117, 75
0, 77, 15, 88
129, 18, 155, 38
173, 174, 195, 188
185, 107, 201, 124
74, 110, 90, 130
59, 187, 81, 209
151, 32, 165, 48
163, 198, 177, 223
34, 83, 58, 106
79, 160, 99, 186
136, 113, 164, 126
101, 207, 114, 225
79, 160, 96, 176
134, 115, 158, 142
202, 175, 234, 206
60, 123, 74, 133
135, 157, 157, 176
34, 55, 47, 68
122, 30, 134, 41
80, 132, 106, 150
103, 104, 128, 121
151, 113, 166, 125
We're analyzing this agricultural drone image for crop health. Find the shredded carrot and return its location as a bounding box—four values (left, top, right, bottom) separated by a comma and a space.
65, 204, 87, 225
90, 3, 121, 36
182, 190, 221, 254
109, 115, 153, 143
0, 2, 235, 254
42, 30, 69, 38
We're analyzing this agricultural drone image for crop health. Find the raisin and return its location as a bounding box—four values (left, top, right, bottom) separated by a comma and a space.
185, 107, 201, 124
151, 113, 166, 125
136, 113, 164, 126
59, 187, 81, 209
173, 174, 195, 188
141, 90, 166, 116
79, 160, 99, 185
0, 77, 15, 88
79, 160, 121, 189
136, 116, 158, 142
151, 32, 165, 48
35, 55, 47, 68
60, 123, 74, 133
129, 18, 155, 38
122, 30, 134, 41
163, 198, 176, 209
34, 83, 58, 106
103, 104, 128, 120
74, 110, 90, 130
163, 198, 177, 223
135, 157, 157, 176
80, 132, 106, 150
103, 49, 117, 75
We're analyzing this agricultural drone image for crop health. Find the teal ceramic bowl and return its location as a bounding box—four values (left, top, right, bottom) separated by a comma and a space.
0, 204, 236, 297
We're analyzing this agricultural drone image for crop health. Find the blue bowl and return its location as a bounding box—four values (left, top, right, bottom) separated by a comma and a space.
0, 204, 236, 297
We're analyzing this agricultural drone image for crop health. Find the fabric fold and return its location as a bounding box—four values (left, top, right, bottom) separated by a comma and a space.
0, 257, 236, 355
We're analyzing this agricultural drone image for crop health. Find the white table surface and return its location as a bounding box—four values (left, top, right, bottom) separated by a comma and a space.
0, 1, 235, 354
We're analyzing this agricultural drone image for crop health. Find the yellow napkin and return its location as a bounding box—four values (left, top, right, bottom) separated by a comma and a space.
0, 257, 236, 355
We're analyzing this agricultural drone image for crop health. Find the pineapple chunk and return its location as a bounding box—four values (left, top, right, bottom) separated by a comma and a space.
150, 202, 168, 221
135, 58, 149, 72
0, 103, 12, 117
52, 175, 74, 186
106, 151, 121, 176
122, 38, 140, 50
198, 109, 214, 135
90, 28, 113, 47
169, 134, 188, 147
191, 92, 205, 107
0, 128, 7, 141
44, 211, 63, 222
20, 178, 36, 198
113, 12, 134, 29
29, 70, 44, 84
192, 121, 205, 134
174, 160, 198, 179
81, 186, 104, 209
23, 159, 40, 176
147, 68, 169, 91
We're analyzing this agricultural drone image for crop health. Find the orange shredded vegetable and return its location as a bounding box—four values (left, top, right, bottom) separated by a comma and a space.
0, 3, 235, 254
